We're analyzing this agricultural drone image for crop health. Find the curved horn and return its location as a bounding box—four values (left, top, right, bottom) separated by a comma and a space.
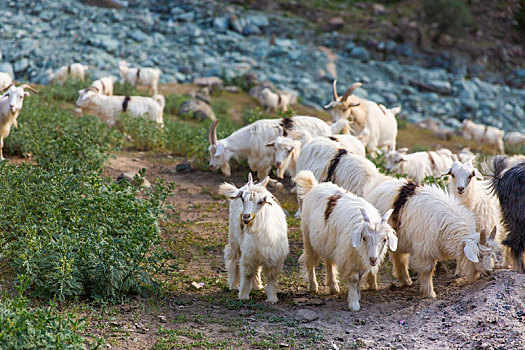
247, 173, 254, 186
341, 82, 362, 102
489, 226, 497, 240
208, 119, 218, 145
1, 83, 14, 93
275, 125, 284, 137
19, 84, 38, 94
332, 80, 339, 101
479, 229, 487, 246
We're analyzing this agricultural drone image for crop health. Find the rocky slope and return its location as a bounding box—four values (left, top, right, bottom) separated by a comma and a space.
1, 0, 524, 130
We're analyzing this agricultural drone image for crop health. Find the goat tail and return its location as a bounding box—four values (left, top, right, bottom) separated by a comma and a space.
486, 155, 508, 193
294, 170, 318, 198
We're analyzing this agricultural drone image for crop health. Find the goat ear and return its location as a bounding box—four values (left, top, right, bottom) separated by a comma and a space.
24, 92, 30, 97
259, 176, 270, 188
464, 240, 479, 263
450, 154, 458, 162
387, 231, 398, 251
489, 226, 497, 240
360, 208, 371, 224
441, 168, 452, 177
265, 142, 275, 147
263, 196, 272, 206
352, 228, 362, 248
473, 169, 483, 180
229, 190, 243, 200
214, 145, 224, 156
381, 209, 393, 223
324, 101, 337, 109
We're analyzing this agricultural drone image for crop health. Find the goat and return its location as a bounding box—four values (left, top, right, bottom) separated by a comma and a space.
294, 170, 397, 311
487, 156, 525, 273
50, 63, 88, 85
0, 84, 37, 160
461, 119, 504, 154
324, 80, 398, 154
258, 88, 292, 112
75, 88, 164, 126
208, 116, 349, 179
365, 179, 497, 298
385, 148, 454, 182
0, 72, 13, 91
219, 174, 288, 303
504, 131, 525, 149
119, 61, 160, 96
91, 76, 116, 96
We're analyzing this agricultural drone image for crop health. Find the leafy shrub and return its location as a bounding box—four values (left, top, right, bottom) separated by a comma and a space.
0, 295, 104, 349
113, 81, 148, 97
40, 78, 90, 104
164, 93, 189, 116
422, 0, 474, 36
118, 114, 166, 151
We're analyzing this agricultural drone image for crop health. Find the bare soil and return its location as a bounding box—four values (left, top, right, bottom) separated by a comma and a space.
81, 151, 525, 349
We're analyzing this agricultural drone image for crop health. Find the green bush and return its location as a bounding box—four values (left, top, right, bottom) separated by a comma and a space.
422, 0, 473, 36
41, 78, 90, 104
113, 81, 147, 96
164, 93, 189, 116
0, 295, 104, 349
119, 114, 166, 151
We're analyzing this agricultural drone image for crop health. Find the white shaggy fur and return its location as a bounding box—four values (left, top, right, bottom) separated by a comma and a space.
365, 179, 497, 298
75, 88, 165, 126
294, 170, 397, 311
258, 88, 292, 112
219, 174, 289, 303
119, 61, 160, 96
91, 76, 116, 96
504, 131, 525, 148
0, 84, 37, 160
0, 72, 13, 91
208, 116, 349, 179
50, 63, 88, 85
385, 148, 454, 182
324, 80, 399, 154
461, 119, 504, 154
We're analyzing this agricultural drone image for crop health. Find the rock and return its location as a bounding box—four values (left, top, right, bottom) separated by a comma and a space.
243, 25, 261, 36
372, 3, 386, 15
295, 309, 319, 323
229, 15, 244, 34
39, 10, 54, 21
117, 172, 151, 188
438, 34, 454, 47
128, 30, 149, 42
178, 99, 216, 121
213, 17, 229, 33
0, 63, 14, 78
410, 79, 452, 95
193, 76, 223, 89
88, 34, 119, 53
158, 315, 168, 323
14, 58, 29, 73
175, 163, 191, 173
348, 47, 370, 62
247, 15, 269, 28
323, 16, 344, 32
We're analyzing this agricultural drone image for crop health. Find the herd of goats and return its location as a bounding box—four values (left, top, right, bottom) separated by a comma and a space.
1, 62, 525, 311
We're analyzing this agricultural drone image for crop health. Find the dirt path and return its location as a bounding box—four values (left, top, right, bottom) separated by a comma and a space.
89, 152, 525, 349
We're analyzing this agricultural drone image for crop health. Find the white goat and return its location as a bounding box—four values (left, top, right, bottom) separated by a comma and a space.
91, 76, 116, 96
295, 170, 397, 311
119, 61, 160, 96
324, 80, 399, 154
365, 179, 498, 298
258, 88, 292, 112
384, 148, 454, 182
461, 119, 504, 154
0, 84, 37, 160
504, 131, 525, 149
266, 129, 365, 179
208, 116, 349, 179
442, 156, 506, 263
219, 174, 288, 303
75, 88, 164, 126
0, 72, 13, 91
50, 63, 88, 85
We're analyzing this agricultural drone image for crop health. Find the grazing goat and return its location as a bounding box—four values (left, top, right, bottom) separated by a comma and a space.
266, 128, 365, 179
294, 170, 397, 311
75, 88, 165, 126
0, 84, 37, 160
504, 131, 525, 149
119, 61, 160, 96
91, 76, 116, 96
208, 116, 349, 179
50, 63, 88, 85
219, 174, 288, 303
0, 72, 13, 91
385, 148, 453, 182
461, 119, 504, 154
324, 80, 398, 153
487, 156, 525, 273
365, 179, 497, 298
258, 88, 292, 112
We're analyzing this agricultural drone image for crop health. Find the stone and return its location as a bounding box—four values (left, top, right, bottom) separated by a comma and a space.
229, 15, 244, 34
128, 30, 149, 42
410, 79, 452, 95
243, 25, 261, 36
193, 76, 223, 89
14, 58, 29, 73
117, 172, 151, 188
323, 16, 344, 32
295, 309, 319, 323
247, 15, 269, 28
0, 63, 14, 78
348, 47, 370, 62
178, 99, 216, 121
213, 17, 229, 32
372, 3, 386, 15
175, 163, 192, 173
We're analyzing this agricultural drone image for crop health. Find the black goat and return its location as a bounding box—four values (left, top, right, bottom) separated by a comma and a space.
488, 156, 525, 273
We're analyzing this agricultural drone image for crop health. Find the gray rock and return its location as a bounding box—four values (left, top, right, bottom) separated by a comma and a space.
213, 17, 229, 33
128, 30, 149, 42
178, 99, 216, 121
229, 16, 244, 34
175, 163, 192, 173
0, 63, 14, 78
246, 15, 269, 28
243, 25, 261, 36
514, 68, 525, 79
39, 10, 54, 21
295, 309, 319, 323
88, 34, 120, 53
14, 58, 30, 73
348, 47, 370, 62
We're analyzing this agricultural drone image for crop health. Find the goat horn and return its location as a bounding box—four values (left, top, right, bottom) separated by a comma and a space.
275, 125, 284, 137
479, 229, 487, 245
1, 83, 15, 93
489, 226, 497, 240
247, 173, 254, 186
332, 80, 339, 101
341, 82, 362, 102
208, 119, 218, 145
19, 84, 38, 94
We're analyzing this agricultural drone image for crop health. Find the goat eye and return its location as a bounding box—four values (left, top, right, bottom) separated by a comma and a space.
362, 236, 367, 242
258, 200, 264, 205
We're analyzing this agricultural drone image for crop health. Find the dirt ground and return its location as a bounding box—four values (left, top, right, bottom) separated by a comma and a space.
80, 151, 525, 349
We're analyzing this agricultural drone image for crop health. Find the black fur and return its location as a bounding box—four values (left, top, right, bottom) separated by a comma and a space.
326, 149, 347, 182
122, 96, 131, 112
488, 156, 525, 273
328, 136, 337, 142
67, 65, 71, 74
279, 118, 294, 137
136, 68, 141, 82
391, 181, 419, 230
